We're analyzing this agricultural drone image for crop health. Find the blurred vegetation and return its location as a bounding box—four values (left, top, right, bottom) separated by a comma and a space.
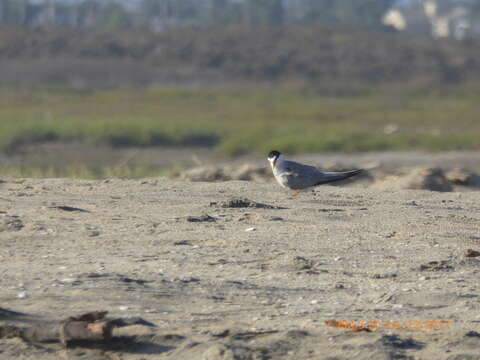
0, 26, 479, 87
1, 83, 480, 160
0, 0, 394, 30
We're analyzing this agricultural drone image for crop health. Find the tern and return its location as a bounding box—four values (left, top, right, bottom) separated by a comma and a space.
267, 150, 363, 196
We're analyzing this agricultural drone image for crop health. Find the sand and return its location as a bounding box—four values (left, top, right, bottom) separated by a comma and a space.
0, 177, 479, 359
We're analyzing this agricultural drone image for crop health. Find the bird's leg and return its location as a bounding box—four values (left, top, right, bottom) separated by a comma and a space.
291, 189, 301, 196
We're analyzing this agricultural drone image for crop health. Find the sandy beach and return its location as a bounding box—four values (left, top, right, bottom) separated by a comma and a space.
0, 174, 479, 359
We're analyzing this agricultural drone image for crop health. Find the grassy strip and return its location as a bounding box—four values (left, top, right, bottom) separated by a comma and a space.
1, 83, 479, 156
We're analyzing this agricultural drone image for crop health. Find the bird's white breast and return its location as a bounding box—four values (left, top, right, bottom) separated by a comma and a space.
271, 158, 289, 188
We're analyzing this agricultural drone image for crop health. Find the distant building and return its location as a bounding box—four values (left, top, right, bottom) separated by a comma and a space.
383, 0, 479, 40
383, 9, 406, 30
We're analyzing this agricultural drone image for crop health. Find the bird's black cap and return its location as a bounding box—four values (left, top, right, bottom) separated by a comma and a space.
268, 150, 281, 159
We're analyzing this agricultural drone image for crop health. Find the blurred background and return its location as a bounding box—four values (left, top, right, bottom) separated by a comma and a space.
1, 0, 480, 184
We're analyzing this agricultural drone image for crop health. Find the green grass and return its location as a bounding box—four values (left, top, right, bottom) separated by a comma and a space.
1, 82, 480, 162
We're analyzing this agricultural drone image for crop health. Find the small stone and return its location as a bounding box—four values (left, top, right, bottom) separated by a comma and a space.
293, 256, 313, 271
16, 292, 29, 299
465, 331, 480, 338
465, 249, 480, 258
371, 273, 397, 279
60, 278, 82, 285
211, 198, 283, 209
119, 306, 129, 311
245, 227, 256, 232
187, 215, 216, 223
419, 260, 454, 272
174, 240, 192, 246
0, 216, 24, 232
210, 329, 230, 338
178, 277, 201, 283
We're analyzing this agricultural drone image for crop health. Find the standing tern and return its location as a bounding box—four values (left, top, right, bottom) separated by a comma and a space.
267, 150, 363, 196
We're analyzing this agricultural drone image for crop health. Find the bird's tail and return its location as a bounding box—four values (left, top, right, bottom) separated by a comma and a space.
315, 169, 363, 186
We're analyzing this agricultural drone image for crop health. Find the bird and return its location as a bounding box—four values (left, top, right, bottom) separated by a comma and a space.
267, 150, 363, 196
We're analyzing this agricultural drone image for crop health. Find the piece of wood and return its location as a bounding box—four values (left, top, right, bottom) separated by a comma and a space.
21, 320, 112, 345
0, 310, 154, 346
0, 311, 111, 345
0, 326, 21, 339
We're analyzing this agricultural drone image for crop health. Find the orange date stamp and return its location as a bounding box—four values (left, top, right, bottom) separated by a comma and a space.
326, 319, 451, 331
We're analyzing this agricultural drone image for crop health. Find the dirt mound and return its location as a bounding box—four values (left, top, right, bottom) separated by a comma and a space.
178, 164, 271, 182
177, 163, 480, 193
179, 166, 229, 182
445, 168, 480, 187
373, 167, 453, 192
210, 198, 284, 209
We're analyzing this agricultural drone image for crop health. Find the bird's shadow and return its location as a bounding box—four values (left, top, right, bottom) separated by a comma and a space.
0, 307, 30, 323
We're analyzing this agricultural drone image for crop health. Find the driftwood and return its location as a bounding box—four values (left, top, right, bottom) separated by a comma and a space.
0, 311, 153, 346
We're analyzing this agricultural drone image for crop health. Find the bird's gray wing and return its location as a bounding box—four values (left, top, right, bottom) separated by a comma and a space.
282, 161, 362, 189
312, 169, 363, 185
281, 160, 323, 189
